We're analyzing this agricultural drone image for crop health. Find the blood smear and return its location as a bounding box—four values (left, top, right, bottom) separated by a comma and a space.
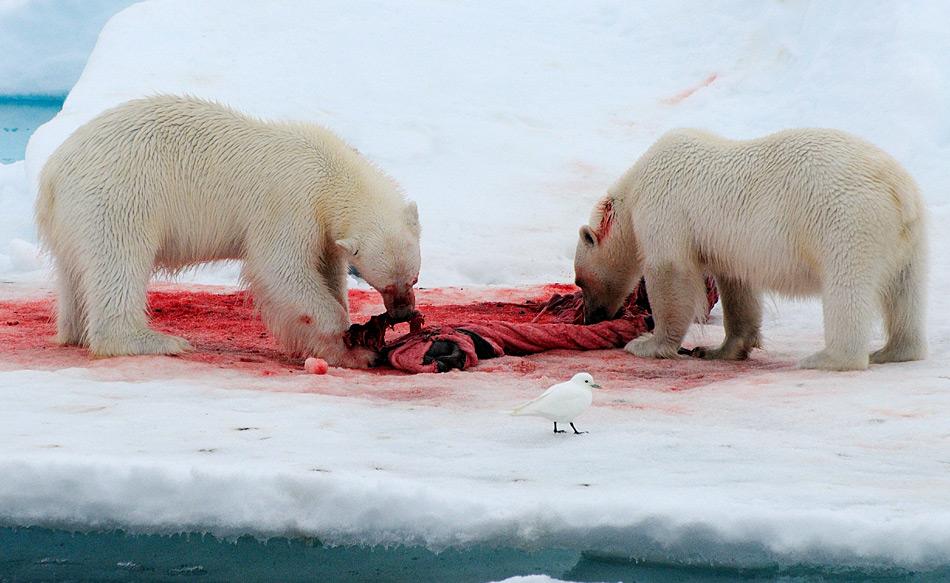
0, 284, 788, 389
0, 285, 572, 376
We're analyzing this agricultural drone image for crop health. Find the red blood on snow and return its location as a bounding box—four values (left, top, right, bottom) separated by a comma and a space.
0, 286, 579, 375
0, 282, 786, 388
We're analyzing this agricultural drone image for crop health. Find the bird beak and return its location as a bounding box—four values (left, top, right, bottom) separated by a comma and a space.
590, 383, 601, 389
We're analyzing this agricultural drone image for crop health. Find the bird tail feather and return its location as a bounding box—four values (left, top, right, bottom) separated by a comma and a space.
510, 403, 536, 416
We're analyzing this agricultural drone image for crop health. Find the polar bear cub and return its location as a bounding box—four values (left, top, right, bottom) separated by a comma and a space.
574, 128, 926, 371
36, 96, 421, 368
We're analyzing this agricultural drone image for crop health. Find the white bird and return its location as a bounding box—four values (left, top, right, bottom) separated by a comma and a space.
511, 372, 600, 434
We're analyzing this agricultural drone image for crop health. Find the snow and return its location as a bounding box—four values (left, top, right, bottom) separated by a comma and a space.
25, 0, 950, 287
0, 162, 46, 275
0, 0, 949, 574
2, 278, 949, 570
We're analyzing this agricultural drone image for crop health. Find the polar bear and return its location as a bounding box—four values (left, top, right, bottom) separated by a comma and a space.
36, 96, 421, 368
574, 128, 927, 371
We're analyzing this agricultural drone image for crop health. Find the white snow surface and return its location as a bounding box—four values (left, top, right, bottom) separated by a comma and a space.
23, 0, 950, 286
0, 0, 948, 572
0, 162, 45, 274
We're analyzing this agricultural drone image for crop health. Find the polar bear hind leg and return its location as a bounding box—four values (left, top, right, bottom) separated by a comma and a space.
691, 275, 761, 360
53, 259, 88, 346
799, 248, 876, 371
82, 229, 191, 357
871, 252, 927, 364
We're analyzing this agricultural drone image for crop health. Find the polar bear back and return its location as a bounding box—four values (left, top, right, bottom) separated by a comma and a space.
37, 96, 402, 269
615, 128, 923, 294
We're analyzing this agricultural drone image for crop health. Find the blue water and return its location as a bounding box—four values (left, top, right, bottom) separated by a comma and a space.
1, 527, 947, 582
0, 95, 64, 164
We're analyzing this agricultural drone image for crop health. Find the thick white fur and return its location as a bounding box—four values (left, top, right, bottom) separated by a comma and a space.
575, 128, 927, 371
36, 96, 421, 367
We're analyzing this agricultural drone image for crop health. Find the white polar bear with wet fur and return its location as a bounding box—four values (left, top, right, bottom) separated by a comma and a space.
574, 128, 927, 371
36, 96, 421, 368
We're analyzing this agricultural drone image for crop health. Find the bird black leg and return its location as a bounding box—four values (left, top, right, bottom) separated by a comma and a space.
570, 423, 588, 435
553, 422, 566, 434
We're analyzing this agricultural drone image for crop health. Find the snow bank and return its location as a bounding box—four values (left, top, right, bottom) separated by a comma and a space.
0, 0, 139, 96
0, 162, 46, 275
0, 347, 948, 570
24, 0, 950, 286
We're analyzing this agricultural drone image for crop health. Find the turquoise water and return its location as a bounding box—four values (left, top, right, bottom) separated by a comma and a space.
1, 527, 947, 582
0, 95, 64, 163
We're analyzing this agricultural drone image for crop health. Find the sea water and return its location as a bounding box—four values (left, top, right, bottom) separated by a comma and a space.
0, 95, 64, 164
1, 527, 948, 582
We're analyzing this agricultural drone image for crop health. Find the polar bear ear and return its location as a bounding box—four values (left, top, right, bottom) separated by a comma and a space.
336, 238, 359, 256
579, 225, 599, 247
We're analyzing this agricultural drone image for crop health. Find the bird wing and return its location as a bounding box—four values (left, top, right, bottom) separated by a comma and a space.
510, 382, 564, 416
515, 385, 592, 420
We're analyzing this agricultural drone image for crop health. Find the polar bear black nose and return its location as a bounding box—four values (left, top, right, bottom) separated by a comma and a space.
584, 306, 609, 325
387, 304, 414, 321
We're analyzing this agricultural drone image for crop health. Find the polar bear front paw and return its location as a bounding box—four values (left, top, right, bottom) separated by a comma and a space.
798, 350, 867, 371
335, 347, 379, 369
624, 333, 681, 359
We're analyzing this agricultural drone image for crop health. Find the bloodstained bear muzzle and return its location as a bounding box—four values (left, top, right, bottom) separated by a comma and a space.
381, 286, 416, 321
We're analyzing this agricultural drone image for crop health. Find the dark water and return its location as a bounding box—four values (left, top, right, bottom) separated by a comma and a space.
0, 95, 64, 164
0, 527, 947, 582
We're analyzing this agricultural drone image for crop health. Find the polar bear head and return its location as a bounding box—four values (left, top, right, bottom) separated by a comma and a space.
574, 196, 642, 324
337, 201, 421, 321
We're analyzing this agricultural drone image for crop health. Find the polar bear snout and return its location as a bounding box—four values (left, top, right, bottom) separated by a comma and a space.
381, 285, 416, 321
583, 301, 624, 325
388, 303, 414, 321
578, 281, 626, 324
